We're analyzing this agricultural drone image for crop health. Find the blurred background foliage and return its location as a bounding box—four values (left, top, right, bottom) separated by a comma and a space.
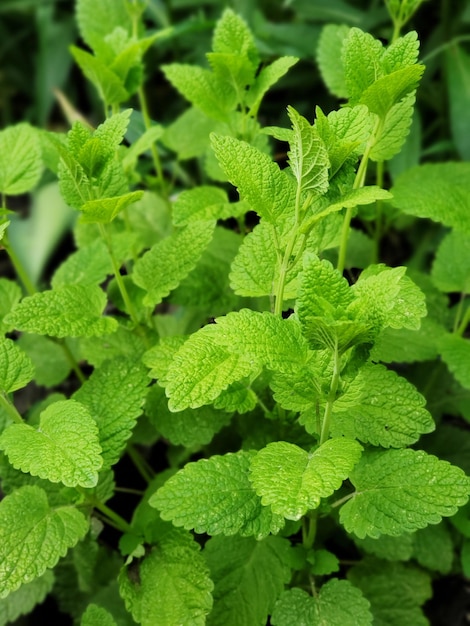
1, 0, 470, 163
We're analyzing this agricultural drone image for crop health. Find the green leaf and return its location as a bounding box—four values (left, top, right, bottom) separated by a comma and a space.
269, 352, 325, 413
0, 570, 54, 626
119, 522, 213, 626
76, 0, 131, 55
348, 559, 432, 626
0, 280, 20, 334
229, 222, 297, 299
166, 311, 308, 411
0, 485, 89, 597
391, 162, 470, 233
74, 358, 149, 468
51, 239, 112, 289
249, 439, 363, 520
0, 124, 43, 195
272, 579, 372, 626
317, 24, 350, 98
151, 451, 284, 538
439, 334, 470, 390
332, 363, 434, 448
204, 535, 291, 626
18, 334, 71, 388
122, 124, 164, 171
70, 46, 129, 106
79, 323, 146, 368
172, 186, 228, 227
447, 43, 470, 160
412, 523, 453, 574
80, 191, 143, 224
132, 220, 215, 307
163, 107, 222, 160
165, 325, 254, 411
162, 64, 236, 122
212, 8, 258, 67
211, 134, 296, 224
0, 400, 102, 488
287, 106, 330, 195
145, 384, 232, 448
432, 230, 470, 293
382, 31, 420, 73
247, 56, 299, 116
360, 65, 424, 118
80, 603, 117, 626
340, 449, 470, 538
370, 93, 416, 162
370, 318, 446, 364
6, 285, 117, 338
0, 337, 35, 393
352, 265, 426, 332
342, 28, 384, 104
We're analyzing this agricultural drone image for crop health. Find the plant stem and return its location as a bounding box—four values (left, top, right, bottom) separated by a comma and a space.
319, 341, 340, 445
0, 393, 23, 424
98, 223, 140, 326
456, 303, 470, 337
2, 233, 36, 296
330, 491, 355, 508
57, 339, 86, 384
302, 514, 317, 550
372, 160, 385, 264
137, 85, 165, 193
127, 444, 154, 483
92, 499, 134, 534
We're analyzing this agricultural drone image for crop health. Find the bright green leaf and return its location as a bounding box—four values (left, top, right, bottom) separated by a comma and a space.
0, 337, 35, 393
360, 65, 424, 118
4, 285, 117, 338
80, 191, 143, 224
80, 603, 117, 626
0, 485, 88, 597
432, 230, 470, 293
272, 579, 372, 626
247, 56, 299, 116
439, 334, 470, 390
172, 186, 228, 227
0, 570, 54, 626
340, 449, 470, 538
249, 439, 363, 520
342, 28, 384, 104
119, 522, 213, 626
370, 93, 416, 162
317, 24, 350, 98
0, 124, 42, 195
74, 357, 149, 468
332, 363, 434, 448
51, 238, 112, 289
132, 220, 215, 307
0, 400, 102, 488
151, 451, 284, 538
382, 31, 420, 73
76, 0, 131, 55
70, 46, 129, 106
17, 335, 70, 388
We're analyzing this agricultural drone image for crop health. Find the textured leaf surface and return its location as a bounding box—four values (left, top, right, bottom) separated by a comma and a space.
332, 363, 434, 448
0, 124, 42, 195
151, 451, 284, 538
412, 523, 453, 574
249, 439, 363, 520
0, 400, 102, 488
0, 279, 21, 334
132, 220, 215, 307
287, 106, 329, 195
340, 449, 470, 538
81, 604, 117, 626
119, 522, 213, 626
0, 570, 54, 626
4, 285, 117, 338
51, 238, 112, 288
74, 358, 149, 468
348, 559, 432, 626
204, 535, 291, 626
432, 230, 470, 293
391, 162, 470, 233
80, 191, 143, 224
172, 186, 228, 226
0, 337, 35, 393
145, 384, 232, 448
360, 65, 424, 118
0, 485, 88, 597
370, 93, 416, 161
355, 533, 414, 562
247, 56, 298, 115
342, 28, 383, 104
439, 334, 470, 390
272, 579, 372, 626
211, 134, 296, 224
76, 0, 131, 55
370, 319, 445, 364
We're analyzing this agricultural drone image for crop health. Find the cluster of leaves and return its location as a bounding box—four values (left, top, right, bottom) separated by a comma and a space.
1, 0, 470, 625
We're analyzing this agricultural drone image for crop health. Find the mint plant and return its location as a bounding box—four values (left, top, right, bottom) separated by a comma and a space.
1, 1, 470, 624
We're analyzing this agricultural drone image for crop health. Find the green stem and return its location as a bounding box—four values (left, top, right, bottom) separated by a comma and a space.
337, 117, 382, 274
137, 85, 165, 193
319, 341, 340, 445
456, 303, 470, 337
302, 514, 317, 550
127, 444, 154, 483
330, 491, 355, 508
2, 233, 36, 296
372, 160, 385, 264
57, 339, 86, 384
0, 393, 23, 424
98, 223, 140, 326
92, 499, 134, 534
